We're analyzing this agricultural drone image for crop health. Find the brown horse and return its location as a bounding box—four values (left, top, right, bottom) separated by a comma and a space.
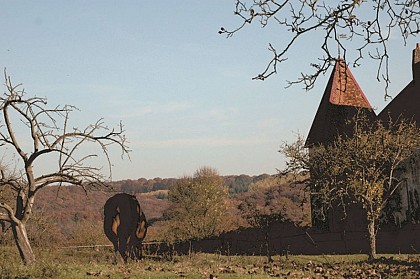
103, 193, 148, 263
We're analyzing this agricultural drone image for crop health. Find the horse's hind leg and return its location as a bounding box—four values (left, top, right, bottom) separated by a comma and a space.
112, 244, 119, 265
104, 223, 120, 264
118, 236, 129, 263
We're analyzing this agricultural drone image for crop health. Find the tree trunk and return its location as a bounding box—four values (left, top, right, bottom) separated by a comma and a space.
12, 222, 35, 264
367, 219, 377, 260
265, 228, 272, 263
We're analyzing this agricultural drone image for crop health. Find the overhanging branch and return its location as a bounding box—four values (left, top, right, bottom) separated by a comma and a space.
221, 0, 420, 95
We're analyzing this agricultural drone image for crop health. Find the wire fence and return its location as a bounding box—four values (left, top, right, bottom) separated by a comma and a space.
59, 242, 165, 250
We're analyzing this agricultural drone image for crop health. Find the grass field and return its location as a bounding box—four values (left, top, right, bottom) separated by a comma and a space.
0, 246, 419, 278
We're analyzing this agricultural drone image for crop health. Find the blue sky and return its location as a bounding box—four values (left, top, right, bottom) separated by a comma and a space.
0, 1, 417, 180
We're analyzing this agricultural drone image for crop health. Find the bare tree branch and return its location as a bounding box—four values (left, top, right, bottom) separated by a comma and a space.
0, 212, 10, 222
0, 70, 130, 263
221, 0, 420, 97
0, 201, 19, 224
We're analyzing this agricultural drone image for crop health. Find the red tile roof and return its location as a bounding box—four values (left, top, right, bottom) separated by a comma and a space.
305, 59, 376, 147
329, 60, 372, 108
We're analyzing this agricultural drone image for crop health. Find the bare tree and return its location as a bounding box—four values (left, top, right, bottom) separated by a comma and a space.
220, 0, 420, 98
238, 187, 292, 262
0, 71, 129, 264
280, 114, 420, 260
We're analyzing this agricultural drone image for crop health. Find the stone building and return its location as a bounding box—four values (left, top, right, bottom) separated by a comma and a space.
378, 44, 420, 226
306, 44, 420, 231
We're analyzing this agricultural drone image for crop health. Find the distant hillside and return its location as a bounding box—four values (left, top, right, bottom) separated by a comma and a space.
0, 174, 309, 248
110, 173, 274, 195
33, 174, 279, 227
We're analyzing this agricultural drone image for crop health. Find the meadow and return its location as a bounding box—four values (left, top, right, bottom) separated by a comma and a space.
0, 246, 419, 278
1, 177, 419, 278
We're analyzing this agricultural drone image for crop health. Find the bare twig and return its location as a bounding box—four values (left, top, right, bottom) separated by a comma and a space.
221, 0, 420, 96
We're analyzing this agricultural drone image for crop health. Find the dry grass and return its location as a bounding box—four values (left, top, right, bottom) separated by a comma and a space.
0, 246, 419, 278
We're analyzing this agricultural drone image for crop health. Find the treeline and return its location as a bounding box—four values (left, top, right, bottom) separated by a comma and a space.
111, 173, 274, 195
0, 173, 309, 249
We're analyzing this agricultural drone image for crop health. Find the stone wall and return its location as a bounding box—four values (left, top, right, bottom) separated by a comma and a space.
397, 151, 420, 224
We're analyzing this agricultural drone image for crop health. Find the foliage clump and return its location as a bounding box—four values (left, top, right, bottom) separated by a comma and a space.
164, 167, 229, 241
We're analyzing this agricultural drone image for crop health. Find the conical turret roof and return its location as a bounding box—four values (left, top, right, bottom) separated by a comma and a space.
305, 59, 376, 147
329, 60, 372, 107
